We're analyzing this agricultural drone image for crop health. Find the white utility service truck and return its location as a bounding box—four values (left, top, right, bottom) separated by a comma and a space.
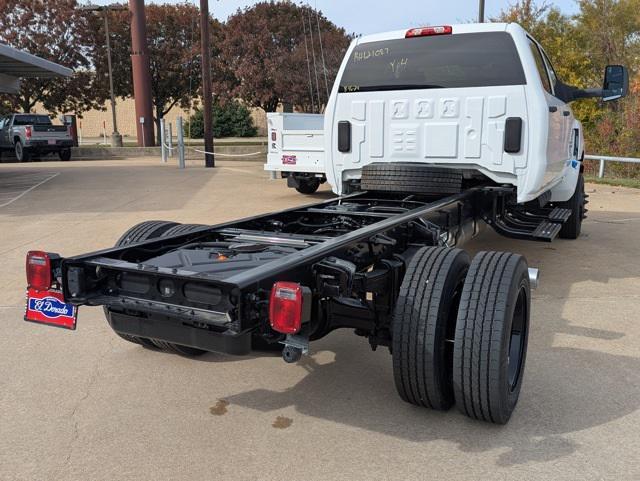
265, 113, 327, 193
27, 23, 627, 424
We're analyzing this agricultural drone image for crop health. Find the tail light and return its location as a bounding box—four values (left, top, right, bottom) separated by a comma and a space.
269, 282, 303, 334
405, 26, 452, 38
25, 126, 32, 139
26, 251, 52, 291
271, 130, 277, 142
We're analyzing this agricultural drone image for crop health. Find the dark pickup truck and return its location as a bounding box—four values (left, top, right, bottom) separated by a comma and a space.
0, 113, 73, 161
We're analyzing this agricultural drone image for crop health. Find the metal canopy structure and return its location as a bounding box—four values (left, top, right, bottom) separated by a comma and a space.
0, 43, 72, 94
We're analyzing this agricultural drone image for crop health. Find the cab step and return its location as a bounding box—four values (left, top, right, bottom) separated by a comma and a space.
548, 207, 572, 223
489, 212, 564, 242
531, 220, 562, 241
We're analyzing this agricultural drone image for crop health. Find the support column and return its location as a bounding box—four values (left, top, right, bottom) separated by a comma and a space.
129, 0, 154, 146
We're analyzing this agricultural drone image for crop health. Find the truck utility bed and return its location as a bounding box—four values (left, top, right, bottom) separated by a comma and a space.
265, 113, 325, 174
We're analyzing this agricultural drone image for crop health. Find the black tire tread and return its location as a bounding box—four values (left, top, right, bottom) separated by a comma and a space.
295, 178, 321, 194
59, 149, 71, 161
392, 246, 469, 410
160, 223, 207, 237
114, 220, 179, 246
453, 251, 528, 424
361, 163, 462, 194
107, 220, 179, 349
150, 339, 207, 356
558, 174, 584, 239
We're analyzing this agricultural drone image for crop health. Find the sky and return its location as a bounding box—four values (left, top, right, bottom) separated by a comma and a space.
91, 0, 581, 35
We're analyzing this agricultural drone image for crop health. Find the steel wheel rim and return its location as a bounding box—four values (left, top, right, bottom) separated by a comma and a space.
508, 286, 527, 391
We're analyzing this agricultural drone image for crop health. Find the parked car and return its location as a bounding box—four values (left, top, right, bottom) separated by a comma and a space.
0, 113, 73, 162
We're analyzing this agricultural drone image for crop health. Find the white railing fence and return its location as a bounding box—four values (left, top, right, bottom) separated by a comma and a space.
585, 154, 640, 178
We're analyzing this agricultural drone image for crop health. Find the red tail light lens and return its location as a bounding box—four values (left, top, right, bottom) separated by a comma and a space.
26, 251, 52, 291
269, 282, 303, 334
405, 25, 452, 38
271, 131, 277, 141
25, 126, 32, 139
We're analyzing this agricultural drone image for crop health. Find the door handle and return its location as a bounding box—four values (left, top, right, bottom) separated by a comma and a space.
562, 110, 571, 116
548, 106, 558, 113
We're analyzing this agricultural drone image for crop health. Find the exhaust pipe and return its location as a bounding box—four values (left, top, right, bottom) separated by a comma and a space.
528, 268, 540, 289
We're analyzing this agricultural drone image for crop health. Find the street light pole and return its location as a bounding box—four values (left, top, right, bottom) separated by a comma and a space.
79, 3, 124, 147
103, 10, 123, 147
478, 0, 485, 23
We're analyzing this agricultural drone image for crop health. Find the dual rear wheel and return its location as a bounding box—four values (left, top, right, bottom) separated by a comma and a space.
392, 246, 531, 424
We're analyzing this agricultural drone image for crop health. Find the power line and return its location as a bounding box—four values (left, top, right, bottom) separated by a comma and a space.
314, 3, 330, 99
306, 6, 322, 111
300, 8, 316, 113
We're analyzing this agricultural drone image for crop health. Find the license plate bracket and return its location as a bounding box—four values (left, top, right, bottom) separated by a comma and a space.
24, 287, 77, 330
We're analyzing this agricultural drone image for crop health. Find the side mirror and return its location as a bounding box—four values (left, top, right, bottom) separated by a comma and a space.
602, 65, 628, 101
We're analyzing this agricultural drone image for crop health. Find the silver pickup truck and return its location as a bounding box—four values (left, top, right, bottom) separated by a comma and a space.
0, 113, 73, 162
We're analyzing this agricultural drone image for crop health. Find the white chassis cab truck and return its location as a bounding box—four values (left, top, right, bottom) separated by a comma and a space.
26, 23, 627, 425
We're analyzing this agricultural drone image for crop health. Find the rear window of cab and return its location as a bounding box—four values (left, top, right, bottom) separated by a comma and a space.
338, 32, 526, 93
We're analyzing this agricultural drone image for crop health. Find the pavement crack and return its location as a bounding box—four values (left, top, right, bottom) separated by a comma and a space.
58, 337, 113, 476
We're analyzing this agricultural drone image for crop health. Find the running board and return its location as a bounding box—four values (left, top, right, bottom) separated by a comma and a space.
489, 202, 574, 242
490, 217, 561, 242
548, 207, 572, 223
531, 221, 562, 240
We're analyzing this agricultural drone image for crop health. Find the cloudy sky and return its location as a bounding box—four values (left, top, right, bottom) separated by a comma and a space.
91, 0, 579, 35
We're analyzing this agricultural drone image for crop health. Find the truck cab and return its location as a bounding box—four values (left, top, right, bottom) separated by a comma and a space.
321, 23, 625, 203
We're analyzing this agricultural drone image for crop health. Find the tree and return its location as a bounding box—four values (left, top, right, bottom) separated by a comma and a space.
0, 0, 107, 114
494, 0, 639, 156
93, 4, 223, 143
220, 2, 351, 112
186, 99, 257, 138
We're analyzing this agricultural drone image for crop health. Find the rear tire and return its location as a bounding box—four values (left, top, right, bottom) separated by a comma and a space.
392, 246, 470, 410
58, 149, 71, 161
106, 220, 180, 350
160, 223, 206, 237
453, 251, 531, 424
295, 177, 320, 194
15, 141, 30, 162
150, 339, 208, 357
361, 163, 462, 195
558, 174, 585, 239
114, 220, 179, 246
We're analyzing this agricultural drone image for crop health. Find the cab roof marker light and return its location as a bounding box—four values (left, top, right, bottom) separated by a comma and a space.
405, 26, 453, 38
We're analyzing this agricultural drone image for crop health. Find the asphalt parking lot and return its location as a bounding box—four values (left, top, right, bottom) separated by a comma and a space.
0, 158, 639, 481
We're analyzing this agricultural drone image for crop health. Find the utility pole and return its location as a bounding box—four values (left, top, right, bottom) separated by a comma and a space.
129, 0, 155, 146
200, 0, 214, 167
78, 3, 125, 147
478, 0, 485, 23
103, 11, 122, 147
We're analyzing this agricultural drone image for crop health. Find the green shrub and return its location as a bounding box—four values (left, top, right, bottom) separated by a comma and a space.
186, 100, 257, 138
